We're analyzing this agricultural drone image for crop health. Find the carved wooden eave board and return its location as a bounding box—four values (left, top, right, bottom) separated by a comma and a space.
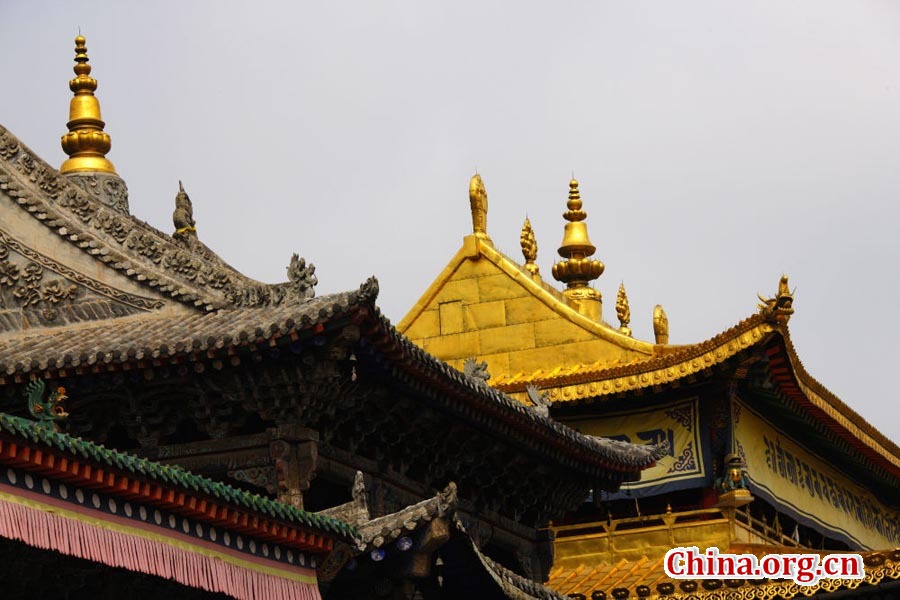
0, 124, 321, 337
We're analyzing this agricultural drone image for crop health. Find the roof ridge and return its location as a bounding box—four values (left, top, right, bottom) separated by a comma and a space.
0, 124, 324, 313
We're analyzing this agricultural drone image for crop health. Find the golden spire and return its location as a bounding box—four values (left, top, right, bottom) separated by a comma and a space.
551, 179, 605, 319
468, 174, 489, 239
520, 217, 539, 276
653, 304, 669, 345
616, 282, 632, 336
60, 36, 116, 174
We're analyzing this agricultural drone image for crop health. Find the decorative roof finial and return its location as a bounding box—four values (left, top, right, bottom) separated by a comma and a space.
520, 217, 539, 276
468, 174, 490, 240
758, 274, 795, 324
463, 357, 491, 386
173, 181, 197, 237
60, 36, 116, 174
616, 282, 632, 336
551, 179, 605, 320
653, 305, 669, 345
26, 379, 69, 432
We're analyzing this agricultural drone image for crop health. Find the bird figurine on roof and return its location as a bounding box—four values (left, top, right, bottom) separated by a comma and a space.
25, 379, 69, 431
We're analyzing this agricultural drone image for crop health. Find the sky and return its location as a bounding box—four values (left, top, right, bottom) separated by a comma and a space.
3, 1, 900, 444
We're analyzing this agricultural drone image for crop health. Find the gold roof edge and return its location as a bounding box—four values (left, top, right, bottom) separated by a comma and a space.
494, 318, 776, 396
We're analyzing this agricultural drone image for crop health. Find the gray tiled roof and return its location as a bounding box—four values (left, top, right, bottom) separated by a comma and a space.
0, 275, 664, 474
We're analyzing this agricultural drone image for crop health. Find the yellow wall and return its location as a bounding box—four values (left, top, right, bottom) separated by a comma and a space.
402, 250, 650, 378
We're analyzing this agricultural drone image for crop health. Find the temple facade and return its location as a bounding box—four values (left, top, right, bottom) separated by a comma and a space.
399, 174, 900, 598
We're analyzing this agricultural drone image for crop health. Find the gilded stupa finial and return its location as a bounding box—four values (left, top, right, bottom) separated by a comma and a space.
653, 305, 669, 345
616, 282, 632, 336
520, 217, 539, 276
60, 36, 116, 174
468, 174, 490, 240
551, 179, 605, 320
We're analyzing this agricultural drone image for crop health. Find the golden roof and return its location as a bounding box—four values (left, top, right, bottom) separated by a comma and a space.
401, 175, 900, 476
547, 548, 900, 599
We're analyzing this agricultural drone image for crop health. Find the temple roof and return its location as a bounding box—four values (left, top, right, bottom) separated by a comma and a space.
325, 473, 570, 600
0, 274, 664, 478
398, 174, 900, 486
493, 311, 900, 481
0, 411, 355, 542
0, 122, 320, 328
0, 406, 354, 599
398, 233, 655, 361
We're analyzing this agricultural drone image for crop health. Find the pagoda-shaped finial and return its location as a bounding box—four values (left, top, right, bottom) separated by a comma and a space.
520, 217, 539, 276
468, 174, 490, 241
552, 179, 605, 320
616, 282, 632, 336
60, 36, 116, 174
653, 304, 669, 344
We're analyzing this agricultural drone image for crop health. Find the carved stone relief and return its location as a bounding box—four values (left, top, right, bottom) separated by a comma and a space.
65, 172, 130, 214
0, 124, 324, 310
0, 230, 162, 332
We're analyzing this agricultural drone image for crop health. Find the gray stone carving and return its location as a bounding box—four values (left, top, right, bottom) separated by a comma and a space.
66, 172, 130, 214
0, 124, 324, 312
287, 253, 317, 300
525, 383, 552, 417
172, 181, 196, 235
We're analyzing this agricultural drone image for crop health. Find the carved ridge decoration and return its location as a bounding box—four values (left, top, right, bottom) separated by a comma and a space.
0, 125, 316, 311
0, 228, 164, 311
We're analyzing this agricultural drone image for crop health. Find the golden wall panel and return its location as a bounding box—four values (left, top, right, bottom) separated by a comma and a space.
462, 300, 507, 331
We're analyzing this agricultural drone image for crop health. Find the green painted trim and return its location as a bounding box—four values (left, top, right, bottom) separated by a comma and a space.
0, 413, 358, 541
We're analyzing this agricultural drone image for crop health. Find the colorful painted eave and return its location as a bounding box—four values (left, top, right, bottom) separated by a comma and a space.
0, 412, 358, 545
397, 234, 656, 355
547, 548, 900, 599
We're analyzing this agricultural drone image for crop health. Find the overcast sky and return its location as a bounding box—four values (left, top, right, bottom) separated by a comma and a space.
4, 1, 900, 444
